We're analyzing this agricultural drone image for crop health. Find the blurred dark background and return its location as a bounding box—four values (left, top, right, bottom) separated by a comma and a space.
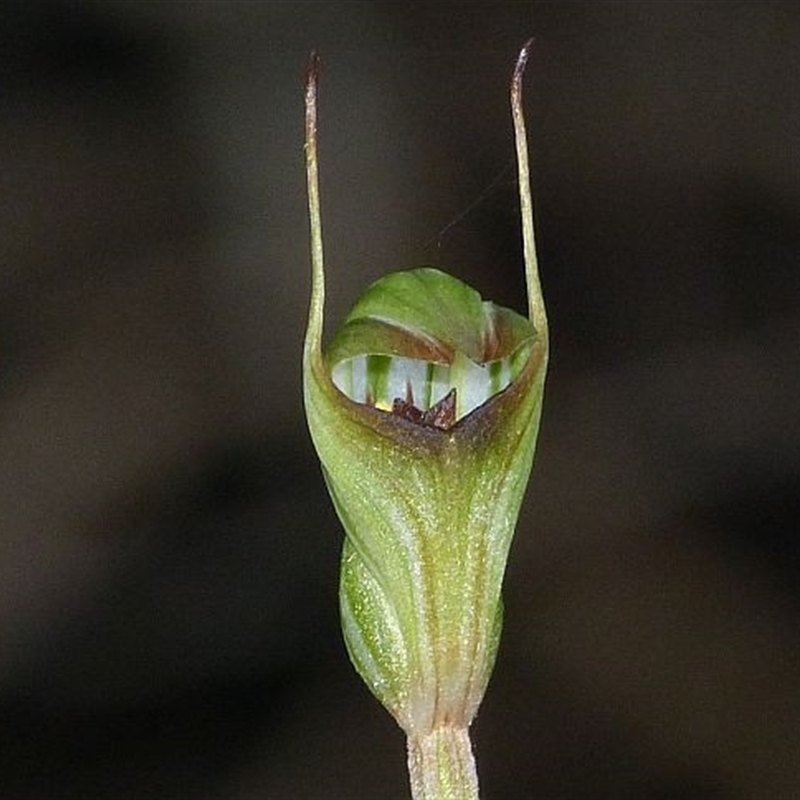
1, 2, 799, 798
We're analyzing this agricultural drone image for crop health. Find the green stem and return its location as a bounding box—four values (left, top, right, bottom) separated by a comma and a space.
407, 727, 479, 800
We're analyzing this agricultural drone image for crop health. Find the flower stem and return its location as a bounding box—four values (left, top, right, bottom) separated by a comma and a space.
407, 727, 479, 800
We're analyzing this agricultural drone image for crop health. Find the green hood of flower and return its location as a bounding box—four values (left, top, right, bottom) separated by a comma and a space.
301, 43, 548, 743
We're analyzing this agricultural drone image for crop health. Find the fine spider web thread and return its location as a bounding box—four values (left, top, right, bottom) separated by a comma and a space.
421, 158, 517, 264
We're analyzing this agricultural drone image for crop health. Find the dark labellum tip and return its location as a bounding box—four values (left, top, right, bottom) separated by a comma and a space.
391, 388, 457, 431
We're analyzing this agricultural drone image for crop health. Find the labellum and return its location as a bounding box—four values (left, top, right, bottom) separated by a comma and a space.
302, 42, 547, 800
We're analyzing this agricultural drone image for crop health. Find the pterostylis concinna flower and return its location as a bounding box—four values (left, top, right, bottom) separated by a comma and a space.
303, 42, 547, 800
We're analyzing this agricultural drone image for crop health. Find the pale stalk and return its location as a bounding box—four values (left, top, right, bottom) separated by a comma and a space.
407, 727, 479, 800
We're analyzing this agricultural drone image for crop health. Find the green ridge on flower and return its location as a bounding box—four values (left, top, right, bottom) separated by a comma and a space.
302, 42, 547, 800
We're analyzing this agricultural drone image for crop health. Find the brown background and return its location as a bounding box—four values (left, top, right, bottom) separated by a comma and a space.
1, 2, 799, 798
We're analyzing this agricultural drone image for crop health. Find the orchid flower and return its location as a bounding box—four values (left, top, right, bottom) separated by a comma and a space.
303, 42, 547, 800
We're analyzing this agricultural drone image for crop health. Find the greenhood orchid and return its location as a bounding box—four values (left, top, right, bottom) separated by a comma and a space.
302, 42, 547, 800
